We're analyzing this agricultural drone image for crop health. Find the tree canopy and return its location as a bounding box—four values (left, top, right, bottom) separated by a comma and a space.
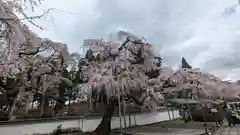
0, 0, 240, 122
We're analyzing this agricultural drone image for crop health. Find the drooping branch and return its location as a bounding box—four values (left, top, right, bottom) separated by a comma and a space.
19, 45, 51, 56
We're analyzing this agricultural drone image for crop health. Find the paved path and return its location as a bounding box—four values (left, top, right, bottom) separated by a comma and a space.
215, 122, 240, 135
0, 110, 179, 135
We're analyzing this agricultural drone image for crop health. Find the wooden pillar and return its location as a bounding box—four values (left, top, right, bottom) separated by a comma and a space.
80, 116, 84, 129
134, 111, 136, 125
171, 108, 175, 119
167, 107, 171, 120
123, 100, 127, 133
187, 104, 193, 122
129, 111, 131, 127
118, 95, 122, 133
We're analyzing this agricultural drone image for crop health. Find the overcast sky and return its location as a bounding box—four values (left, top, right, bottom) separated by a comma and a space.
23, 0, 240, 80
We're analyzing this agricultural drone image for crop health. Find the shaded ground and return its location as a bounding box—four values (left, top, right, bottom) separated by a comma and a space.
37, 120, 219, 135
214, 121, 240, 135
113, 129, 205, 135
112, 120, 216, 135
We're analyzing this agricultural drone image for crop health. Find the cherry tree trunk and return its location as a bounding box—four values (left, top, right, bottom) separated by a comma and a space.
8, 99, 17, 120
40, 95, 45, 117
94, 98, 117, 135
40, 95, 49, 117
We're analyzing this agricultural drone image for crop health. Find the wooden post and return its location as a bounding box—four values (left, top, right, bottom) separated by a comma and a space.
89, 96, 92, 109
129, 112, 131, 127
134, 111, 136, 125
237, 125, 239, 135
171, 108, 175, 119
79, 116, 84, 129
31, 98, 34, 108
167, 108, 171, 120
123, 100, 127, 134
187, 104, 193, 122
166, 102, 171, 120
81, 117, 83, 129
79, 117, 81, 130
118, 95, 122, 133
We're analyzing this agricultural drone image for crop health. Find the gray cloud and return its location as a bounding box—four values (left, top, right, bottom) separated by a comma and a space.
25, 0, 240, 80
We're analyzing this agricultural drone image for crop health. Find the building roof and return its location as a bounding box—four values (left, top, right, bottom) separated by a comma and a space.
168, 98, 201, 105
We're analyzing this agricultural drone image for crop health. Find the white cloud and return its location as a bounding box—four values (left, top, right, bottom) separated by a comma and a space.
23, 0, 240, 80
